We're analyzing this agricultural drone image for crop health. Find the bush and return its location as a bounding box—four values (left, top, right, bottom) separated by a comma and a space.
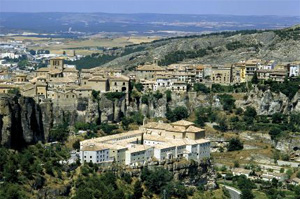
166, 106, 189, 122
73, 140, 80, 150
218, 94, 236, 112
105, 92, 125, 101
227, 138, 243, 151
153, 90, 163, 100
141, 94, 150, 105
141, 167, 172, 194
165, 90, 172, 102
194, 83, 210, 94
269, 127, 281, 140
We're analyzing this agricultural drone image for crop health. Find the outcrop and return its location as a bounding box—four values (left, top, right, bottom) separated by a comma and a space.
1, 87, 299, 149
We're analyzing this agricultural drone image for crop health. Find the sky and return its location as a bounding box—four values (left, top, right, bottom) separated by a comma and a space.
0, 0, 300, 16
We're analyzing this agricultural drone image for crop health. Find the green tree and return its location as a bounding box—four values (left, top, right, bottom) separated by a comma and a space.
165, 90, 172, 102
218, 94, 236, 112
227, 138, 243, 151
141, 167, 172, 194
73, 140, 81, 150
167, 106, 189, 122
272, 112, 284, 123
134, 83, 144, 92
269, 127, 281, 140
133, 180, 143, 199
194, 83, 210, 94
251, 71, 259, 84
241, 189, 254, 199
243, 106, 257, 124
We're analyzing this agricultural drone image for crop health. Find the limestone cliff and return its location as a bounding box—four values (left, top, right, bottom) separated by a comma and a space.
0, 94, 51, 149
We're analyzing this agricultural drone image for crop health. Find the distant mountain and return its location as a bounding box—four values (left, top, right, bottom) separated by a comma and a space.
0, 12, 299, 36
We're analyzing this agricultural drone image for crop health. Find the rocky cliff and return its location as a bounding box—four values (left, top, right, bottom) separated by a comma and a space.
0, 94, 51, 149
236, 88, 300, 115
100, 159, 217, 189
1, 87, 299, 149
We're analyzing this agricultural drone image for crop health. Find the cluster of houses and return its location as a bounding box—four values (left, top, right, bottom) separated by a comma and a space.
0, 55, 299, 103
80, 120, 210, 166
0, 57, 130, 103
132, 59, 300, 94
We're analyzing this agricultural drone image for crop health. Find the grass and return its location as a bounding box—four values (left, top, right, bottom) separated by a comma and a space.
253, 190, 268, 199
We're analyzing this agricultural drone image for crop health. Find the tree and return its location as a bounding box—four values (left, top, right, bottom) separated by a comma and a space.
227, 138, 243, 151
134, 83, 144, 92
8, 88, 20, 96
133, 180, 143, 199
167, 106, 189, 122
141, 167, 172, 194
269, 127, 281, 140
243, 106, 257, 124
29, 49, 36, 55
73, 140, 81, 150
194, 83, 210, 94
241, 188, 254, 199
272, 112, 284, 123
91, 90, 100, 101
49, 123, 69, 142
218, 94, 236, 112
165, 90, 172, 102
286, 168, 293, 179
251, 71, 259, 84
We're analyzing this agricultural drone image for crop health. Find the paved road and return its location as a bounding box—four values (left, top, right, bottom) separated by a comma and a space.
223, 185, 241, 199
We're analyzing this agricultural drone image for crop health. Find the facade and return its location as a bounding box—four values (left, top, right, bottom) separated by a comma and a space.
80, 120, 210, 166
211, 65, 232, 84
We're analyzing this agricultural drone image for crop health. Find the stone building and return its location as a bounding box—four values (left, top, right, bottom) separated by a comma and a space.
211, 64, 232, 84
80, 120, 210, 166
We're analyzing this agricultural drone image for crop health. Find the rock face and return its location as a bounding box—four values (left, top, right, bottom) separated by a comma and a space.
0, 95, 51, 149
100, 159, 217, 189
236, 88, 300, 115
1, 87, 299, 149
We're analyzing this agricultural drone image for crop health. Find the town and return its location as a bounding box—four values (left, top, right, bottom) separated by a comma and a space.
1, 33, 300, 199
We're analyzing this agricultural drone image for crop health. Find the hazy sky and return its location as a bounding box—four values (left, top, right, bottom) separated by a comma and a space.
0, 0, 300, 16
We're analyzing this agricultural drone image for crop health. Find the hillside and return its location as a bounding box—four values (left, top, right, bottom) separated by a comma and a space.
91, 27, 300, 70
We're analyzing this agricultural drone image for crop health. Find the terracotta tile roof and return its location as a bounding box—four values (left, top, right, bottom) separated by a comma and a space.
186, 126, 204, 133
172, 120, 194, 127
136, 64, 165, 71
36, 67, 50, 72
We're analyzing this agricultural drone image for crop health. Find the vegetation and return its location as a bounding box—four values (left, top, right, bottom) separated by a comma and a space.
227, 138, 244, 151
258, 77, 300, 100
158, 49, 207, 66
66, 46, 146, 70
166, 106, 189, 122
121, 111, 144, 130
195, 106, 217, 127
105, 92, 126, 101
194, 83, 210, 94
218, 94, 236, 112
0, 144, 70, 198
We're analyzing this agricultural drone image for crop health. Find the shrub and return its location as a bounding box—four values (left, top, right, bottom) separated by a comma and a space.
269, 127, 281, 140
166, 106, 189, 122
105, 92, 125, 101
227, 138, 243, 151
194, 83, 210, 94
165, 90, 172, 102
218, 94, 236, 112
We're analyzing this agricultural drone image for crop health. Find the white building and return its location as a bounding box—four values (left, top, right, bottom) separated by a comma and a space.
80, 120, 210, 166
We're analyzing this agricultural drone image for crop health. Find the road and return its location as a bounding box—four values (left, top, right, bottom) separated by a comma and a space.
223, 185, 241, 199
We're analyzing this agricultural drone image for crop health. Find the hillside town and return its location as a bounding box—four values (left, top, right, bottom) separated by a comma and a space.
0, 40, 300, 102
